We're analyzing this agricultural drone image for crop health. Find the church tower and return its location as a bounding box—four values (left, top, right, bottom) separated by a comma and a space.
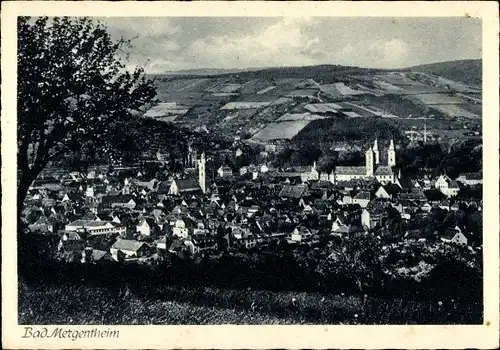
365, 146, 374, 176
198, 152, 206, 194
373, 138, 380, 165
388, 139, 396, 167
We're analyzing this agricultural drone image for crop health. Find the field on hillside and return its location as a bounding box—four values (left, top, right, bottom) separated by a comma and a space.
252, 121, 311, 142
429, 104, 479, 119
148, 63, 481, 142
409, 59, 482, 86
411, 93, 465, 105
19, 279, 481, 325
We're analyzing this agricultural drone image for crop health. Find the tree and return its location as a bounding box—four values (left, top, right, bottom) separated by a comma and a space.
316, 233, 384, 292
17, 17, 156, 215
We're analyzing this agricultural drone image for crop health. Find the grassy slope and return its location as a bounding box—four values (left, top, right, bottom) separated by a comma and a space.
19, 278, 481, 325
408, 59, 482, 86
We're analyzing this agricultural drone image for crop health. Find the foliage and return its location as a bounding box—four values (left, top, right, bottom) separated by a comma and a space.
316, 234, 384, 292
17, 16, 157, 206
294, 117, 403, 144
398, 140, 482, 178
19, 231, 483, 324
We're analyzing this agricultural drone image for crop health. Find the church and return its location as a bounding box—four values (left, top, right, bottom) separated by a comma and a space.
168, 152, 207, 196
332, 139, 397, 184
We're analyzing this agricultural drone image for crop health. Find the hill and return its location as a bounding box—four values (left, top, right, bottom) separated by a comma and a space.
162, 68, 260, 76
159, 61, 482, 86
222, 64, 388, 81
157, 64, 388, 81
408, 59, 481, 86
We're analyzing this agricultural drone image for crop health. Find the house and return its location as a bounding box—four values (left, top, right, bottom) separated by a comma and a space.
65, 220, 126, 236
110, 239, 150, 260
398, 189, 428, 202
85, 186, 95, 197
169, 179, 202, 196
172, 218, 189, 238
239, 235, 257, 249
217, 166, 233, 178
440, 226, 468, 246
135, 178, 160, 191
62, 192, 81, 203
361, 207, 386, 229
331, 216, 360, 235
57, 240, 86, 262
57, 231, 84, 252
136, 217, 159, 237
81, 248, 113, 263
308, 162, 319, 181
278, 184, 309, 199
101, 195, 137, 210
60, 231, 82, 242
353, 191, 371, 208
192, 236, 218, 253
434, 175, 460, 197
28, 216, 55, 234
331, 224, 361, 235
30, 176, 62, 191
156, 235, 169, 250
290, 226, 312, 243
331, 217, 346, 233
341, 195, 353, 205
456, 172, 482, 186
375, 184, 400, 199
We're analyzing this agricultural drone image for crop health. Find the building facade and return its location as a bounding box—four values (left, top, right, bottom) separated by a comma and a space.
332, 139, 397, 184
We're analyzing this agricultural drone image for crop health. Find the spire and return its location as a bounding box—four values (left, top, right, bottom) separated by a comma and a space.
198, 152, 206, 194
365, 146, 374, 176
373, 139, 380, 165
387, 139, 396, 167
389, 139, 395, 150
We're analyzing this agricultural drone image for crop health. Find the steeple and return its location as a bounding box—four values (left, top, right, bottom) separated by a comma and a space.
365, 146, 374, 176
198, 152, 206, 194
388, 139, 396, 167
373, 138, 380, 165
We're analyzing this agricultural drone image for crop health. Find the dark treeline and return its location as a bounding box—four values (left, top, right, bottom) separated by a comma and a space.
19, 233, 482, 305
397, 139, 482, 178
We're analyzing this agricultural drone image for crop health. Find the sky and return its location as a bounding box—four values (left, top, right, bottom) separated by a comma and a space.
101, 17, 482, 74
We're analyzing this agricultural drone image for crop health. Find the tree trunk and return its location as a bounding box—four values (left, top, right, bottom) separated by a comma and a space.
17, 169, 37, 232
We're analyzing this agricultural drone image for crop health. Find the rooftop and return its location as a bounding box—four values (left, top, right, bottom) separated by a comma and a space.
112, 239, 147, 252
279, 184, 309, 199
336, 166, 367, 176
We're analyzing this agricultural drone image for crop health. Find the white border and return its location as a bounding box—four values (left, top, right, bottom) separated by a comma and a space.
2, 1, 499, 349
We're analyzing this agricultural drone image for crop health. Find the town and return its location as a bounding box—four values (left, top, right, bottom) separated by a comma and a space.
23, 134, 482, 265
